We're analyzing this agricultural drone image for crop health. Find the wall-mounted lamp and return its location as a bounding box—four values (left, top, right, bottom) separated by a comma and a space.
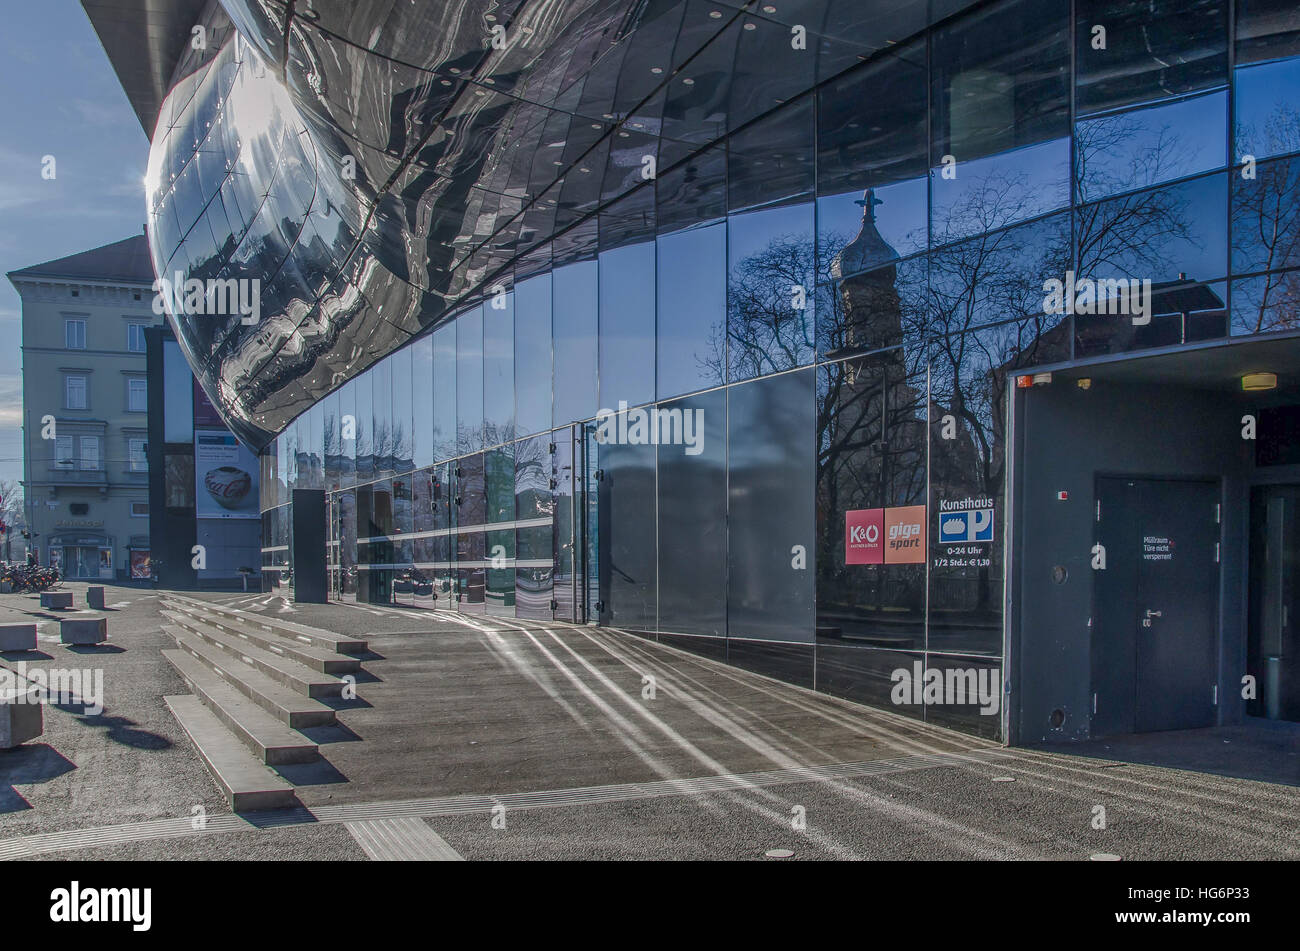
1242, 371, 1278, 392
1076, 378, 1091, 390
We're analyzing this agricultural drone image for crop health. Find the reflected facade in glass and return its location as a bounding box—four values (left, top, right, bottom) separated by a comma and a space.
136, 0, 1300, 743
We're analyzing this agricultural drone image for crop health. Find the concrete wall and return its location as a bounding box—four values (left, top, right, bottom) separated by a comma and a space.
1011, 380, 1252, 744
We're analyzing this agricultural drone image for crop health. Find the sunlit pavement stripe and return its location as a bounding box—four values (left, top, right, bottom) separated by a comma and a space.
0, 814, 250, 860
347, 817, 464, 861
0, 748, 1011, 859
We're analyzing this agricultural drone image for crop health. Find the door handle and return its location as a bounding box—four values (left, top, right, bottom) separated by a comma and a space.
1145, 609, 1162, 618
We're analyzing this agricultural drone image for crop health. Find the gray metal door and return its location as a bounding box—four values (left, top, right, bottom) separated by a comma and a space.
1093, 478, 1219, 735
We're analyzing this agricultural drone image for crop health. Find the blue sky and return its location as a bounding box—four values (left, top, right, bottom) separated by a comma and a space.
0, 1, 151, 487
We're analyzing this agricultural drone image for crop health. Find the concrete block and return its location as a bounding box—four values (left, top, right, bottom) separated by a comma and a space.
40, 592, 73, 610
0, 624, 37, 651
0, 674, 43, 748
86, 587, 105, 610
60, 617, 107, 645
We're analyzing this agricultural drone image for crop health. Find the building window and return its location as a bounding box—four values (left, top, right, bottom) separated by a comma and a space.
65, 319, 86, 350
65, 374, 88, 410
127, 378, 147, 412
130, 501, 149, 517
54, 435, 74, 469
127, 323, 147, 353
79, 436, 101, 471
128, 437, 148, 472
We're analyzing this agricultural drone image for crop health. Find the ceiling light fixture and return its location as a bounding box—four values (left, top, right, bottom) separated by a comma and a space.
1243, 371, 1278, 392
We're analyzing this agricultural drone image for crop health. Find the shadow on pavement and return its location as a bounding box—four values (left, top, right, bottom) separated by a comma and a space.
0, 743, 76, 813
1034, 719, 1300, 786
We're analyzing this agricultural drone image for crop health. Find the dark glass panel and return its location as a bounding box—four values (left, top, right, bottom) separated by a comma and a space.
727, 202, 815, 382
657, 143, 725, 236
1075, 0, 1227, 116
727, 15, 816, 134
922, 654, 1003, 739
657, 221, 726, 399
815, 350, 928, 650
931, 0, 1069, 163
817, 42, 927, 197
727, 95, 814, 213
456, 305, 484, 455
597, 239, 655, 411
552, 258, 599, 427
727, 369, 815, 643
514, 271, 553, 438
515, 434, 554, 620
1237, 0, 1300, 64
657, 389, 727, 637
814, 645, 924, 721
727, 640, 814, 689
1076, 280, 1228, 355
597, 425, 656, 632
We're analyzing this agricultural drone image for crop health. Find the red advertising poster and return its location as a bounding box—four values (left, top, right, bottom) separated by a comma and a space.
884, 505, 927, 564
845, 508, 884, 564
130, 550, 152, 580
193, 378, 224, 427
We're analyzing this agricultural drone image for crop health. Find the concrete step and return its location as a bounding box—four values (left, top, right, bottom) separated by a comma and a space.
162, 649, 319, 765
168, 595, 367, 654
162, 611, 347, 698
162, 627, 337, 729
164, 695, 298, 812
165, 603, 360, 675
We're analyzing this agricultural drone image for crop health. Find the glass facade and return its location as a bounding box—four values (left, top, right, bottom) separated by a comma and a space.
143, 0, 1300, 742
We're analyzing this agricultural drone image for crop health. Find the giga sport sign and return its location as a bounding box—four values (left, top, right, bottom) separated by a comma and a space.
845, 506, 926, 565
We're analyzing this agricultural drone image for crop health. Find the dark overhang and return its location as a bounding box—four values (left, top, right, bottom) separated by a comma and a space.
81, 0, 210, 136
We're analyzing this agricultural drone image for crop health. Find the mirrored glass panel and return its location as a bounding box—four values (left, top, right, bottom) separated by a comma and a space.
657, 389, 727, 638
727, 369, 815, 642
657, 221, 726, 399
727, 202, 815, 382
456, 305, 484, 456
598, 239, 655, 411
432, 322, 457, 462
483, 289, 515, 447
514, 272, 553, 438
552, 258, 599, 428
1076, 92, 1228, 204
